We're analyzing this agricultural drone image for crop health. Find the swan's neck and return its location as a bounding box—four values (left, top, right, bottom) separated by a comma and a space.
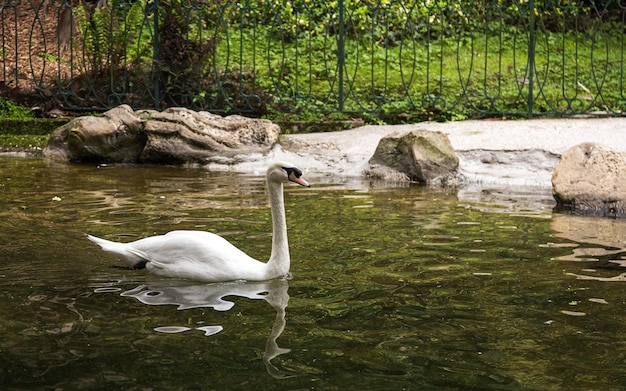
266, 180, 290, 278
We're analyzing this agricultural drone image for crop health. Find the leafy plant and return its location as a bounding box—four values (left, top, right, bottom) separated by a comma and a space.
29, 0, 626, 122
71, 0, 153, 104
0, 98, 34, 120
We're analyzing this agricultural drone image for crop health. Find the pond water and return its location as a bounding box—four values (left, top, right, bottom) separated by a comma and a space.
2, 155, 626, 390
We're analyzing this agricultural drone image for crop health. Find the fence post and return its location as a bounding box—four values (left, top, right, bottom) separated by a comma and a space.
337, 0, 345, 111
152, 0, 161, 109
527, 0, 536, 118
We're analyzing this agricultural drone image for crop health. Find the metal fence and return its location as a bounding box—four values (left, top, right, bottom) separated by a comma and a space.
1, 0, 625, 119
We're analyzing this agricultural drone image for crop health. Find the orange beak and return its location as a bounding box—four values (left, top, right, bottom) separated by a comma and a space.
288, 171, 310, 187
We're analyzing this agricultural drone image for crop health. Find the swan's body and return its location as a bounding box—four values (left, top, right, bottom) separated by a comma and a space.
88, 161, 310, 282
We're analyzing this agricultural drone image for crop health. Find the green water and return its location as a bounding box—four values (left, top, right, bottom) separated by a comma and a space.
2, 156, 626, 390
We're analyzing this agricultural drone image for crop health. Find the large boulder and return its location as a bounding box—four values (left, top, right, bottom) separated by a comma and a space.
44, 105, 145, 163
552, 142, 626, 217
366, 130, 459, 185
43, 105, 281, 164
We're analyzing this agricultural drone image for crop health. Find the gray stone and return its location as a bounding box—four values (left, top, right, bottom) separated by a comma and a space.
366, 130, 459, 185
43, 105, 280, 164
138, 108, 279, 164
552, 142, 626, 216
44, 105, 145, 162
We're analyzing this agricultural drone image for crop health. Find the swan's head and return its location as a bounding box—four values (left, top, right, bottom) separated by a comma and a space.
267, 161, 310, 187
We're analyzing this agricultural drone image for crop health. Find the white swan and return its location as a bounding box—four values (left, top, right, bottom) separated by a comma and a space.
88, 161, 310, 282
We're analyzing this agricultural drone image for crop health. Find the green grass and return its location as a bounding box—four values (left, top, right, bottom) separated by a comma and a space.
0, 135, 48, 152
4, 3, 626, 129
213, 24, 626, 121
0, 97, 35, 120
33, 0, 625, 123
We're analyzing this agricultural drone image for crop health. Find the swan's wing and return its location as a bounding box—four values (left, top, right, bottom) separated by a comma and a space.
127, 230, 267, 281
127, 230, 251, 263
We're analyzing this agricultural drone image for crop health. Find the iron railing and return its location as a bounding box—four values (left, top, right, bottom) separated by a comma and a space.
1, 0, 625, 119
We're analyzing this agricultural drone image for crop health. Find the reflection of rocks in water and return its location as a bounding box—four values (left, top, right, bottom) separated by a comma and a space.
457, 185, 555, 215
118, 278, 297, 379
567, 271, 626, 282
551, 214, 626, 250
551, 214, 626, 280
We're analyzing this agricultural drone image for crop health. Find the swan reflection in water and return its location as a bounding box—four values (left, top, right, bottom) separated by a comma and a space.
118, 278, 296, 379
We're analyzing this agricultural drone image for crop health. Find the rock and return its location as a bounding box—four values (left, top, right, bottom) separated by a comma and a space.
137, 108, 280, 164
457, 149, 559, 187
43, 105, 280, 164
366, 130, 459, 185
552, 142, 626, 217
44, 105, 145, 162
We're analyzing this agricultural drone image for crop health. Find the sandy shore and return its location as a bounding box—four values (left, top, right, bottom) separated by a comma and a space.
206, 117, 626, 190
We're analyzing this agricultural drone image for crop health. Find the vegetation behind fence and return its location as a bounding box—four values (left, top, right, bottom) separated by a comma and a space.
1, 0, 625, 122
